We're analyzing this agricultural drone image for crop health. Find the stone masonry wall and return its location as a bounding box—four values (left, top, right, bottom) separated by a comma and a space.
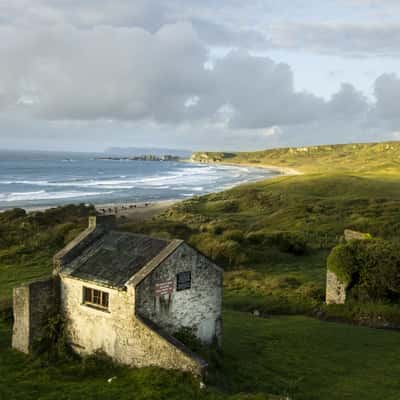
326, 229, 369, 304
12, 278, 59, 353
325, 270, 347, 304
60, 275, 205, 375
135, 243, 223, 344
12, 285, 30, 353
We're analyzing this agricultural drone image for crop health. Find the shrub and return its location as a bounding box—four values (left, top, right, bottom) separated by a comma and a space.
33, 314, 71, 361
327, 242, 359, 285
211, 240, 244, 267
173, 327, 203, 353
222, 229, 244, 243
206, 200, 240, 214
0, 208, 26, 222
268, 232, 308, 255
327, 238, 400, 302
244, 231, 265, 245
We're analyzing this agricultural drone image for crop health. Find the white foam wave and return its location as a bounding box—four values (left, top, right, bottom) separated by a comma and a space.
0, 190, 112, 202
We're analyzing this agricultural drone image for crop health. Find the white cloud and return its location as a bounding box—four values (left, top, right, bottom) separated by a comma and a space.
1, 0, 400, 151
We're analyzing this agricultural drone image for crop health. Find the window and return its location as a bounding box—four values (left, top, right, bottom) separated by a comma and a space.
176, 271, 191, 291
83, 286, 109, 310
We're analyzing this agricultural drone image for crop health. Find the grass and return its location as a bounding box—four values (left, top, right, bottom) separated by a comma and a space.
221, 310, 400, 400
123, 172, 400, 323
2, 141, 400, 398
1, 310, 400, 399
191, 141, 400, 175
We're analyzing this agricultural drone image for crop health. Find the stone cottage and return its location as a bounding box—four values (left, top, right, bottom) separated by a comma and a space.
12, 215, 223, 376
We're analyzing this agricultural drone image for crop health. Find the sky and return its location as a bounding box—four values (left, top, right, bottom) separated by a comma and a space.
1, 0, 400, 152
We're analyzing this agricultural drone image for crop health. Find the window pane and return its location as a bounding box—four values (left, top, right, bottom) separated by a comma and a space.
177, 271, 191, 291
93, 290, 100, 304
102, 292, 109, 308
83, 286, 109, 309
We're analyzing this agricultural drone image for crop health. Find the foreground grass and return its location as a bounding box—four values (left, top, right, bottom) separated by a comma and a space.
1, 310, 399, 400
221, 311, 400, 400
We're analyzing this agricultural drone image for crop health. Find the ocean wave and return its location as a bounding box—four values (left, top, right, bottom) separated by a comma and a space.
0, 190, 112, 202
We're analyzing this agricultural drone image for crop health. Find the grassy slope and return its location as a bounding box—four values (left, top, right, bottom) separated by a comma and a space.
131, 172, 400, 317
2, 311, 400, 400
191, 141, 400, 175
2, 141, 400, 398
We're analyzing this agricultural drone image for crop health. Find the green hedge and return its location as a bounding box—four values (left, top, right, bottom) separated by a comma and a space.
327, 238, 400, 302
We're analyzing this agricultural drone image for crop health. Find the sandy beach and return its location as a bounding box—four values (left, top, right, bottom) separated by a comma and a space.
94, 199, 179, 220
0, 199, 180, 220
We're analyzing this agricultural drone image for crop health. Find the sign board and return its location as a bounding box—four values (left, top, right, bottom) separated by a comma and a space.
155, 281, 174, 296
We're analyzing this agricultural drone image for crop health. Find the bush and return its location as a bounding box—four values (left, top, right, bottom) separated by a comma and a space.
268, 232, 308, 255
327, 238, 400, 302
173, 327, 203, 353
0, 208, 26, 222
222, 229, 245, 243
245, 231, 265, 245
206, 240, 243, 267
33, 314, 71, 361
327, 242, 359, 284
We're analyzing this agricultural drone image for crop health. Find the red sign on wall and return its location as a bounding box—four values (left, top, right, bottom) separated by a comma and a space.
154, 281, 174, 296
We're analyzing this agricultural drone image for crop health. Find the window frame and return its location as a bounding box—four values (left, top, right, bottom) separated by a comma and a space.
176, 271, 192, 291
83, 286, 109, 311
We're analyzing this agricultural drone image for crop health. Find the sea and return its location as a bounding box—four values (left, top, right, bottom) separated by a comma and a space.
0, 150, 278, 210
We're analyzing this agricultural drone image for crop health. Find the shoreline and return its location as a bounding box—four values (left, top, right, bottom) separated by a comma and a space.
0, 162, 299, 218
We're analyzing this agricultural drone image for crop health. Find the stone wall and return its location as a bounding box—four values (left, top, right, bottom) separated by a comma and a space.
325, 229, 369, 304
60, 275, 205, 376
12, 278, 59, 353
344, 229, 368, 241
325, 270, 347, 304
135, 243, 223, 344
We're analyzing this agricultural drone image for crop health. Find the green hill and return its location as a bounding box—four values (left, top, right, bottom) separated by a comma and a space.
191, 141, 400, 174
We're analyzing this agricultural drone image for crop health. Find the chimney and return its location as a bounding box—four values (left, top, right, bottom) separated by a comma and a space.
88, 215, 116, 230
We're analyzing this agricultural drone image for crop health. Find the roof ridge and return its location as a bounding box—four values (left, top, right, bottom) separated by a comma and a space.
109, 229, 171, 243
125, 239, 183, 287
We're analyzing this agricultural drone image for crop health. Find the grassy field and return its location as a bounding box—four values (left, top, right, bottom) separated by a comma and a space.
2, 141, 400, 398
1, 311, 400, 400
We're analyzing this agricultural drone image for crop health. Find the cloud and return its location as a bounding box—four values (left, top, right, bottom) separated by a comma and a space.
1, 0, 400, 151
0, 20, 395, 147
271, 22, 400, 56
374, 73, 400, 122
0, 22, 210, 123
327, 83, 369, 119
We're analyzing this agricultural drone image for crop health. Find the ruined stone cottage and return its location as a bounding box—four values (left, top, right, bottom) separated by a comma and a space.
325, 229, 368, 305
12, 216, 223, 376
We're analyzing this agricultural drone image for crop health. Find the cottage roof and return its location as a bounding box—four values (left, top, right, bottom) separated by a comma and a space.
62, 229, 176, 288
